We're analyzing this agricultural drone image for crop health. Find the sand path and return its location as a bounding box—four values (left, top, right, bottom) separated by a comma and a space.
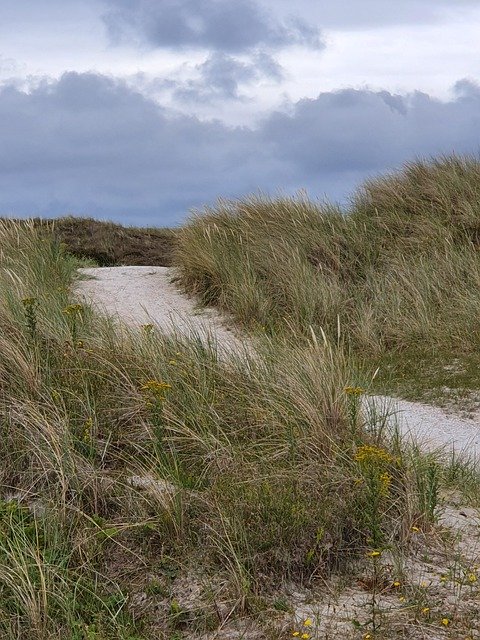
76, 266, 242, 351
76, 266, 480, 461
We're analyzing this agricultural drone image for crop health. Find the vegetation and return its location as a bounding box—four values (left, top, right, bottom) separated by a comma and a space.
175, 155, 480, 371
35, 216, 177, 266
1, 155, 480, 638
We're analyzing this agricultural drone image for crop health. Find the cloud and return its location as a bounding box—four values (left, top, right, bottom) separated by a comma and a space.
261, 82, 480, 179
0, 55, 20, 76
0, 72, 272, 224
271, 0, 479, 29
0, 72, 479, 224
102, 0, 323, 53
173, 51, 283, 102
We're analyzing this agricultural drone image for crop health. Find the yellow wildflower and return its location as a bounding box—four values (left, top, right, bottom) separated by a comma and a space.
421, 607, 430, 614
344, 386, 365, 396
366, 550, 382, 558
467, 572, 477, 583
303, 619, 313, 627
393, 581, 401, 587
301, 634, 310, 640
441, 618, 450, 626
411, 526, 420, 533
82, 417, 93, 443
141, 380, 172, 394
354, 445, 395, 464
292, 633, 300, 638
379, 471, 392, 495
63, 303, 83, 315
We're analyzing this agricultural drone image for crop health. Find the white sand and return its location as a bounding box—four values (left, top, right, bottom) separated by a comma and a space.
367, 395, 480, 461
76, 266, 242, 352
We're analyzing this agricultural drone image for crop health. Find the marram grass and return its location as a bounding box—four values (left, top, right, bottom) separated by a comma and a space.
175, 154, 480, 357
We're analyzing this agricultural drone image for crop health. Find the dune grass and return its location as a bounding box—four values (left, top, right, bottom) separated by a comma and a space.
0, 218, 459, 639
175, 155, 480, 365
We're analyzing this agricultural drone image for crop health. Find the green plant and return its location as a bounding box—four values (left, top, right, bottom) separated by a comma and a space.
21, 297, 38, 339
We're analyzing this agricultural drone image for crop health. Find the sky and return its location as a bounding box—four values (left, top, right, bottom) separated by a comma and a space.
1, 1, 480, 225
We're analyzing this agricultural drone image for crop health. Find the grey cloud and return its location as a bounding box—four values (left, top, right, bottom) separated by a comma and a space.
453, 78, 480, 99
261, 82, 480, 182
0, 72, 272, 224
173, 51, 283, 102
0, 72, 480, 225
271, 0, 479, 28
102, 0, 323, 52
0, 56, 19, 75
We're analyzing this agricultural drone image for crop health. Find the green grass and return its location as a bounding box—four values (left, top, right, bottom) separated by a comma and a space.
371, 349, 480, 412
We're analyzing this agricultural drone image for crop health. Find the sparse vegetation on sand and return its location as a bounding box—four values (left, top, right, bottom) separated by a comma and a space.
1, 156, 480, 638
36, 216, 177, 267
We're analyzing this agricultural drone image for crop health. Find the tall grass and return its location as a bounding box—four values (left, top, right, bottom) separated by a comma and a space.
175, 155, 480, 357
0, 219, 441, 638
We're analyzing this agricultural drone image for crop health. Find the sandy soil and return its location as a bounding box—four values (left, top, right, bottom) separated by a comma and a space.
367, 395, 480, 461
76, 266, 242, 352
75, 266, 480, 460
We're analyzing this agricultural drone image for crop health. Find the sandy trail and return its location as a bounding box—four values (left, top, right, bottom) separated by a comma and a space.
366, 395, 480, 461
76, 266, 242, 352
76, 266, 480, 461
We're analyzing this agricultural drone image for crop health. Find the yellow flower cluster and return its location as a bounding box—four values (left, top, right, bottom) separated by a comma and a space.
344, 386, 365, 396
141, 380, 172, 408
379, 471, 393, 496
82, 417, 93, 443
63, 303, 83, 316
292, 618, 313, 638
354, 445, 395, 465
22, 297, 37, 307
141, 380, 172, 395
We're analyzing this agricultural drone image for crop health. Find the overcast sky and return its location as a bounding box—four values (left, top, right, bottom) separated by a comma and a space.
1, 0, 480, 225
